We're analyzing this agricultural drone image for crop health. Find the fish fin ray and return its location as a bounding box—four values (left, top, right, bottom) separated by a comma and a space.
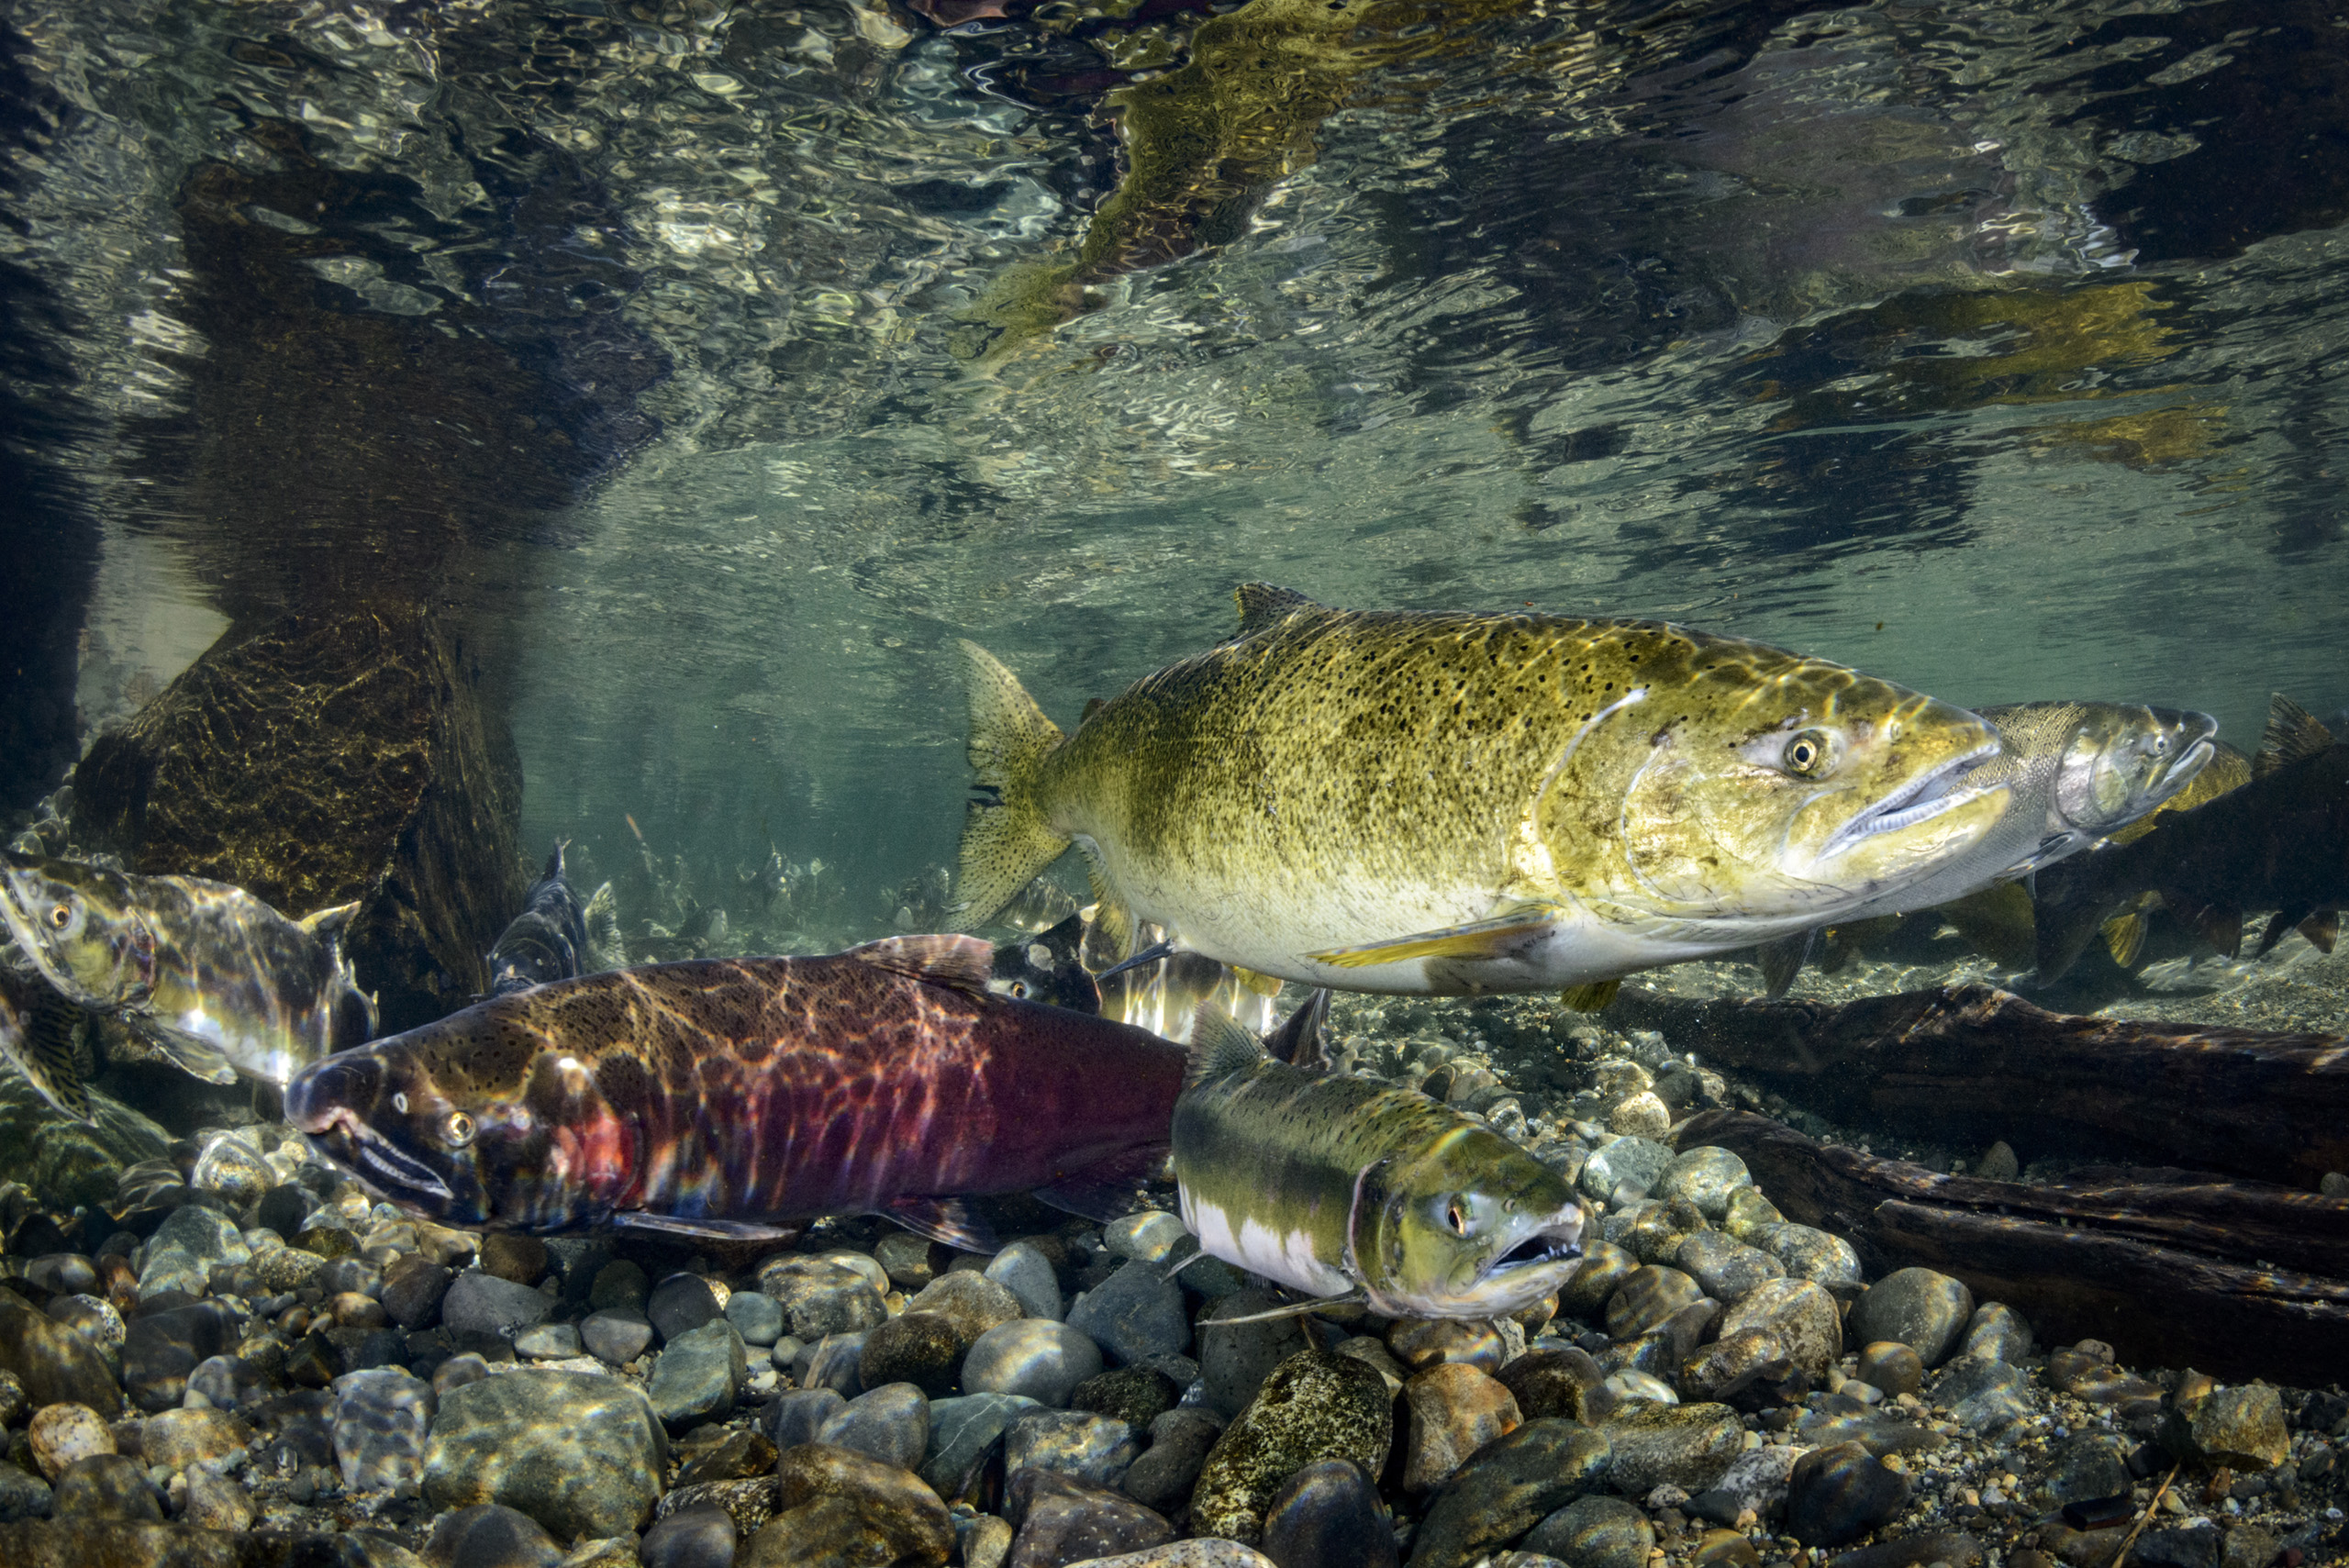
1264, 988, 1332, 1071
582, 882, 621, 970
884, 1195, 998, 1253
130, 1019, 239, 1084
2254, 906, 2312, 958
1559, 978, 1621, 1013
1753, 929, 1813, 998
1203, 1289, 1368, 1326
296, 901, 362, 942
1307, 905, 1563, 971
2255, 693, 2333, 777
1035, 1146, 1169, 1224
2101, 912, 2148, 969
846, 934, 996, 995
1185, 1003, 1266, 1088
0, 984, 94, 1124
1232, 583, 1328, 637
952, 641, 1072, 929
1084, 855, 1136, 961
1230, 965, 1283, 998
611, 1212, 799, 1242
2299, 910, 2339, 955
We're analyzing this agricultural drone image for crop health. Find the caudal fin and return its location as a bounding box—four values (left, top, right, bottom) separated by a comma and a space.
952, 641, 1073, 928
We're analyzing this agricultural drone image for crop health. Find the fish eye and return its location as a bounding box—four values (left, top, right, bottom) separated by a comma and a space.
1010, 981, 1031, 998
49, 903, 72, 929
392, 1092, 408, 1114
1782, 729, 1833, 777
1445, 1199, 1470, 1236
441, 1111, 476, 1149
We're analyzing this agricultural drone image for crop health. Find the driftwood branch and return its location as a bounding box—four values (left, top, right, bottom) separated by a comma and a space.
1678, 1109, 2349, 1378
1611, 983, 2349, 1187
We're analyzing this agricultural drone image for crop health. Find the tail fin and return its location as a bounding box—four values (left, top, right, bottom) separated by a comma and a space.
952, 641, 1073, 928
582, 882, 621, 970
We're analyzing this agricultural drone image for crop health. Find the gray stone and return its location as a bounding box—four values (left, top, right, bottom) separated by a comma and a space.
52, 1453, 162, 1522
1259, 1459, 1397, 1568
1854, 1341, 1924, 1399
137, 1206, 250, 1299
817, 1382, 930, 1472
425, 1502, 564, 1568
768, 1387, 851, 1451
1580, 1136, 1675, 1202
1605, 1266, 1703, 1340
922, 1392, 1041, 1500
1119, 1407, 1224, 1514
581, 1308, 654, 1365
380, 1258, 454, 1330
1675, 1231, 1785, 1306
1191, 1351, 1394, 1544
506, 1324, 574, 1362
332, 1367, 435, 1492
2169, 1384, 2290, 1471
1401, 1363, 1521, 1494
640, 1502, 739, 1568
2134, 1524, 2223, 1568
1676, 1326, 1794, 1405
1598, 1400, 1743, 1494
1496, 1348, 1613, 1425
1847, 1269, 1974, 1369
1652, 1147, 1752, 1220
1558, 1242, 1639, 1319
646, 1273, 722, 1344
1004, 1409, 1139, 1488
723, 1291, 783, 1349
900, 1272, 1024, 1347
758, 1258, 887, 1340
1786, 1440, 1909, 1548
121, 1302, 235, 1413
1069, 1260, 1191, 1368
1006, 1467, 1174, 1566
1197, 1291, 1313, 1420
2049, 1433, 2134, 1505
874, 1232, 939, 1291
795, 1332, 867, 1397
1708, 1442, 1804, 1517
984, 1240, 1064, 1322
1929, 1354, 2035, 1433
858, 1309, 965, 1396
1716, 1278, 1842, 1384
648, 1319, 747, 1428
441, 1271, 555, 1340
964, 1318, 1104, 1408
1523, 1495, 1653, 1568
1959, 1301, 2032, 1364
1410, 1419, 1614, 1568
423, 1369, 667, 1539
1754, 1224, 1865, 1297
0, 1461, 51, 1524
1103, 1212, 1190, 1263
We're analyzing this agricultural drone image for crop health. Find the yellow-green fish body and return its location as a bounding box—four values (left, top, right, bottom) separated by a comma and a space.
957, 585, 2008, 995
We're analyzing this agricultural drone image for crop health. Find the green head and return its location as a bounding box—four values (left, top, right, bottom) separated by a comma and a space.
0, 853, 157, 1008
2046, 703, 2216, 835
1537, 626, 2009, 932
1349, 1124, 1586, 1319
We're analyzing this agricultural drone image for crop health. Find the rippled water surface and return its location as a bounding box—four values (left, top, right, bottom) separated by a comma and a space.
6, 0, 2346, 963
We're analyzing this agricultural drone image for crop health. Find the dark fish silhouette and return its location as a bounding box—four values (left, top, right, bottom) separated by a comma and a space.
486, 842, 617, 997
286, 934, 1188, 1250
2034, 695, 2348, 980
987, 912, 1101, 1014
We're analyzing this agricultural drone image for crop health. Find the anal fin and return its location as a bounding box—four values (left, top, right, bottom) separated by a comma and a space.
1753, 929, 1814, 998
1308, 906, 1562, 971
2299, 909, 2340, 955
885, 1195, 1000, 1254
1034, 1144, 1172, 1224
1558, 979, 1620, 1013
2101, 912, 2148, 969
611, 1211, 802, 1242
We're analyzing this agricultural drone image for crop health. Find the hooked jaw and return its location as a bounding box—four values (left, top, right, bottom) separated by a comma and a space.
285, 1053, 460, 1209
1819, 738, 2003, 862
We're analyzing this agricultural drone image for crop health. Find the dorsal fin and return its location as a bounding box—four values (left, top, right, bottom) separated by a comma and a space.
845, 933, 996, 995
543, 840, 567, 882
2256, 694, 2334, 777
298, 900, 362, 943
1264, 987, 1332, 1071
1186, 1003, 1267, 1088
1233, 584, 1329, 637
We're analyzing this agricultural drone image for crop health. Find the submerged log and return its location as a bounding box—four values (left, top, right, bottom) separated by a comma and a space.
1678, 1109, 2349, 1380
1610, 983, 2349, 1188
72, 606, 526, 1033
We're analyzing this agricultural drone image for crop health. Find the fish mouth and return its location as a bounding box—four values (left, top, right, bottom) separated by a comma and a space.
1487, 1214, 1586, 1276
1820, 740, 2001, 861
287, 1054, 456, 1206
2159, 733, 2216, 795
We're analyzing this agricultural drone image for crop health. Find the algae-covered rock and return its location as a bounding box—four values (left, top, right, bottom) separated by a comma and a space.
1190, 1350, 1393, 1544
0, 1071, 169, 1214
73, 606, 526, 1032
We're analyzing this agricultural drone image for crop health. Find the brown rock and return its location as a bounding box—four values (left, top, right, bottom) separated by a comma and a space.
72, 606, 527, 1032
0, 1300, 122, 1414
1401, 1363, 1521, 1493
1496, 1347, 1613, 1424
750, 1444, 952, 1568
902, 1273, 1024, 1350
480, 1235, 548, 1286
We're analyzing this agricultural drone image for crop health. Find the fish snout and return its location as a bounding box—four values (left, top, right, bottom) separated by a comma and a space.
284, 1051, 384, 1132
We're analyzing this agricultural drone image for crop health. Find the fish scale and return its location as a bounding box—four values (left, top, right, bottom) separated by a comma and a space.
286, 935, 1190, 1248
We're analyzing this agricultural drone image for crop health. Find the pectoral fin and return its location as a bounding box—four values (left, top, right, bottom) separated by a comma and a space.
2101, 912, 2148, 969
1308, 906, 1563, 971
1753, 929, 1814, 999
130, 1018, 239, 1085
884, 1195, 999, 1254
1559, 979, 1621, 1013
611, 1212, 801, 1242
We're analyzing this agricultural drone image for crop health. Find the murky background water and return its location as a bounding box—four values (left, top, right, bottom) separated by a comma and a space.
5, 0, 2344, 973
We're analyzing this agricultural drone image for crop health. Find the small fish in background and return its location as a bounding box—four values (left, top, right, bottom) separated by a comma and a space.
1746, 698, 2217, 996
2034, 695, 2349, 981
0, 852, 374, 1087
285, 934, 1190, 1249
0, 962, 94, 1122
954, 584, 2010, 997
988, 912, 1101, 1014
486, 842, 618, 997
1171, 1000, 1583, 1320
978, 882, 1278, 1040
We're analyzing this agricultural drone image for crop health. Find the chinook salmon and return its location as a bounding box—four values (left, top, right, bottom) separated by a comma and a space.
0, 853, 373, 1087
1750, 699, 2216, 995
1172, 1002, 1583, 1319
284, 934, 1190, 1248
486, 842, 618, 998
953, 584, 2009, 995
